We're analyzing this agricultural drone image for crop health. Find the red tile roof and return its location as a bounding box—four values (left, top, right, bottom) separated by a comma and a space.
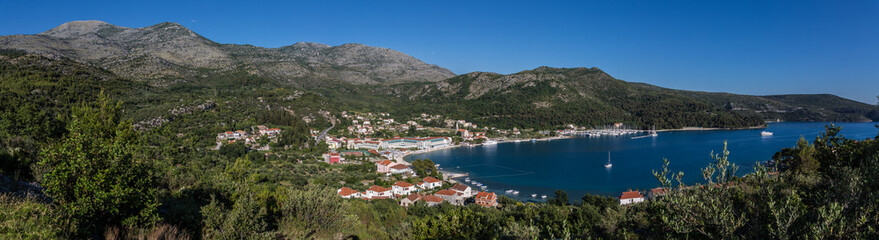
620, 191, 643, 200
422, 195, 444, 203
451, 183, 470, 192
367, 185, 390, 192
393, 181, 414, 188
435, 189, 457, 196
338, 187, 359, 196
423, 177, 441, 183
476, 191, 496, 200
378, 160, 394, 166
404, 193, 422, 202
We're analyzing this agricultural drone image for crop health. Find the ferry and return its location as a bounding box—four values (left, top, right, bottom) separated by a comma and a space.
761, 131, 773, 136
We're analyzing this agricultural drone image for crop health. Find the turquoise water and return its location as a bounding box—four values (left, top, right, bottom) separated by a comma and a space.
405, 122, 878, 200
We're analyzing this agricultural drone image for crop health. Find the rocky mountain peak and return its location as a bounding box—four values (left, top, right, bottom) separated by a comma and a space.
40, 20, 127, 38
3, 20, 457, 86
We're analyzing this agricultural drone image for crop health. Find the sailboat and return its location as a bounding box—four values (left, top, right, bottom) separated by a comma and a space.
604, 151, 613, 168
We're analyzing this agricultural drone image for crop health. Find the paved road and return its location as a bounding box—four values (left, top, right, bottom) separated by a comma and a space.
315, 121, 335, 144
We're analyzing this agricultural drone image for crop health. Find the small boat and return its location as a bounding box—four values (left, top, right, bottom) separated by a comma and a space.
480, 185, 487, 190
464, 178, 471, 183
604, 151, 613, 168
512, 191, 520, 195
514, 139, 521, 143
531, 193, 538, 198
541, 195, 547, 199
505, 190, 514, 194
530, 138, 537, 142
761, 131, 773, 136
484, 140, 498, 145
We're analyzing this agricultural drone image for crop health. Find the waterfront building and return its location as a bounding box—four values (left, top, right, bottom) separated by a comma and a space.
619, 190, 644, 205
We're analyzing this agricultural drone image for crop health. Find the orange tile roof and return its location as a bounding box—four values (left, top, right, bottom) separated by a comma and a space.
338, 187, 359, 196
422, 195, 443, 203
423, 177, 441, 183
393, 181, 414, 188
378, 160, 394, 166
620, 191, 643, 200
367, 185, 390, 192
405, 193, 422, 202
451, 183, 470, 192
476, 191, 496, 200
435, 189, 457, 196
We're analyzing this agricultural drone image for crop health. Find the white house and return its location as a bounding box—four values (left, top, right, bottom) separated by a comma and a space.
421, 177, 443, 189
400, 193, 422, 207
450, 183, 473, 198
619, 191, 644, 205
377, 160, 394, 173
337, 187, 361, 199
365, 185, 393, 199
392, 181, 417, 196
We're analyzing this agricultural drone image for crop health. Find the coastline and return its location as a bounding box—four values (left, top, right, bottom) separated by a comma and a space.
393, 135, 575, 165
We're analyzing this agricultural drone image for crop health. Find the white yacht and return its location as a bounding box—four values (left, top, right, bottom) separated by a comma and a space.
604, 151, 613, 168
761, 131, 773, 136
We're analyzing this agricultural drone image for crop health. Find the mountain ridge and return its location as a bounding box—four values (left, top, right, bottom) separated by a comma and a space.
0, 20, 456, 86
1, 21, 875, 129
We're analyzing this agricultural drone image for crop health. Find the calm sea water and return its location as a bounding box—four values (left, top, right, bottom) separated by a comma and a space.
405, 122, 878, 200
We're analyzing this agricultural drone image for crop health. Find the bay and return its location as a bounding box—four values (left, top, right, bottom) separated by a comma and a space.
404, 122, 878, 201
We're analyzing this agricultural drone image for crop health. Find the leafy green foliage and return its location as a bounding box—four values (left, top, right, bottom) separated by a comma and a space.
38, 94, 159, 235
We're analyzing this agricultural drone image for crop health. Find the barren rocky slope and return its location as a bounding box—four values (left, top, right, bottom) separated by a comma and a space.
0, 20, 456, 87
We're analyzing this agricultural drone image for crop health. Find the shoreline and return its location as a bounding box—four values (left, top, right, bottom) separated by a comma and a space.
393, 135, 575, 165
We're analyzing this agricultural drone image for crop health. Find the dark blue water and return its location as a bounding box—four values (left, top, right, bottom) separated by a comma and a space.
405, 122, 878, 200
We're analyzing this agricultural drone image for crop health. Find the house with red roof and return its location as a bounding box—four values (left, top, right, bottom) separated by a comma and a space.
475, 192, 498, 207
365, 185, 393, 199
400, 193, 422, 207
337, 187, 361, 199
392, 181, 417, 196
435, 189, 463, 205
377, 160, 394, 173
450, 183, 473, 198
422, 195, 444, 206
419, 177, 443, 189
619, 190, 644, 205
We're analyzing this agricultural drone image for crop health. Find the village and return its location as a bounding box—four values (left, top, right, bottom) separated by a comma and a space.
212, 111, 666, 208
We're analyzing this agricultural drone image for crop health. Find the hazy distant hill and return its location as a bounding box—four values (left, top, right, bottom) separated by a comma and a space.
0, 20, 456, 87
1, 21, 875, 130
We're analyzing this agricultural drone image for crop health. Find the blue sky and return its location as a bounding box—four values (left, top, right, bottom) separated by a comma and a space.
1, 0, 877, 103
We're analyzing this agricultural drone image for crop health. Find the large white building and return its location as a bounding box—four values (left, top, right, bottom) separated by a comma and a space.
379, 137, 451, 150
